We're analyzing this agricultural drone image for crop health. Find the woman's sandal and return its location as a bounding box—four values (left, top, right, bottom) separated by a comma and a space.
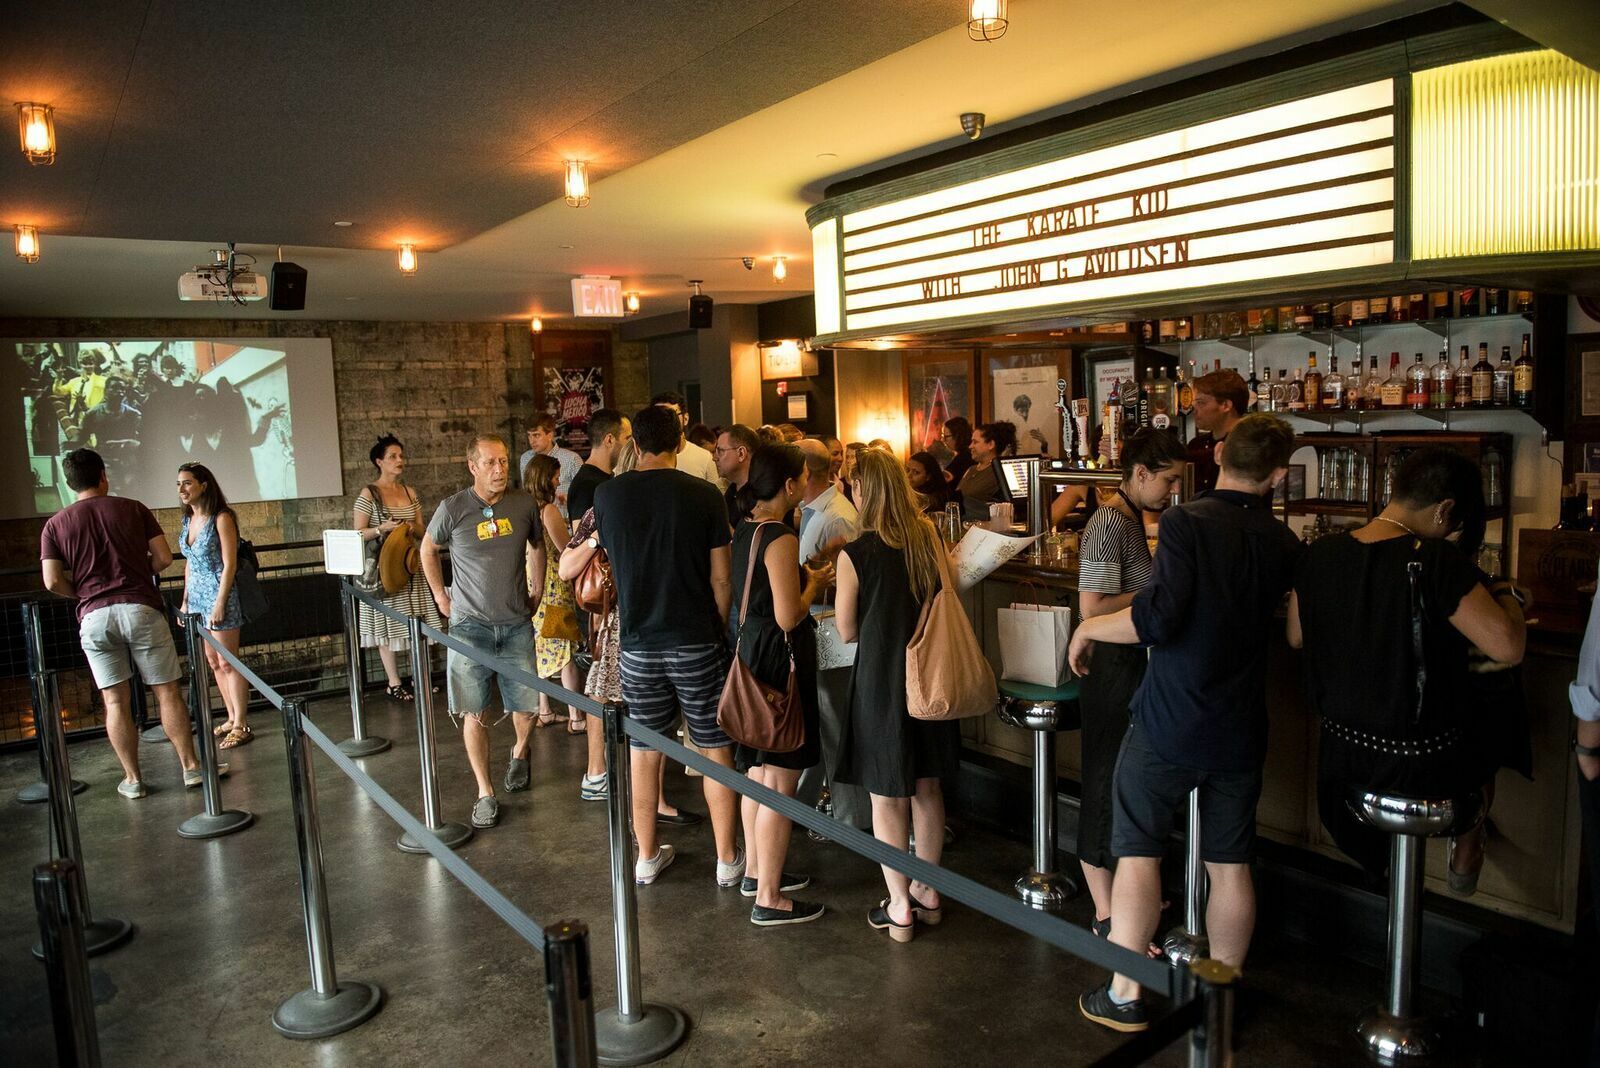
566, 717, 587, 735
909, 895, 943, 926
868, 899, 916, 943
385, 683, 414, 701
219, 725, 253, 749
212, 723, 231, 737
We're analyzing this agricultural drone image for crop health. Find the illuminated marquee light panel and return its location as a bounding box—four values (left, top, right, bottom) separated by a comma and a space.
827, 80, 1396, 333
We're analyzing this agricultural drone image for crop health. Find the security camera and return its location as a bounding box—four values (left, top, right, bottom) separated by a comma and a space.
961, 112, 985, 140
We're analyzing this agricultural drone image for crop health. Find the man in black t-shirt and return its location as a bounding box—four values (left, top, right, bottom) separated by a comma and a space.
566, 409, 628, 522
1069, 414, 1302, 1034
714, 424, 759, 528
593, 406, 741, 888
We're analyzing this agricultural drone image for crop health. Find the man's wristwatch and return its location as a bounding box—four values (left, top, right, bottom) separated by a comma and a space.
1573, 736, 1600, 758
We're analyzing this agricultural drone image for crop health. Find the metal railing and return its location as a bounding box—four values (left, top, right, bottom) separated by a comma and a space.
347, 580, 1237, 1067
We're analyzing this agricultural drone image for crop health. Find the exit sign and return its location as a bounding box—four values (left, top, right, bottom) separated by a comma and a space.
571, 277, 624, 317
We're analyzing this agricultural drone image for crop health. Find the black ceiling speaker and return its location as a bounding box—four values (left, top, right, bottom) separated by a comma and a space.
270, 261, 307, 311
687, 279, 712, 329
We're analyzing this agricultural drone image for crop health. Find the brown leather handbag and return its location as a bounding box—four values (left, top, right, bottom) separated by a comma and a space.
716, 521, 805, 753
906, 540, 998, 720
573, 543, 613, 617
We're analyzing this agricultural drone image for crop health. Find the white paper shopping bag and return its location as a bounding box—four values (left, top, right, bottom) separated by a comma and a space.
997, 602, 1072, 687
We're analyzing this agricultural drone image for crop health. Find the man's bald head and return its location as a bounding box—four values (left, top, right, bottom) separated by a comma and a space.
797, 437, 832, 479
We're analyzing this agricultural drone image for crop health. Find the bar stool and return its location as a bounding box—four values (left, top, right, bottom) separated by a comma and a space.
997, 680, 1081, 910
1162, 788, 1208, 966
1347, 788, 1485, 1067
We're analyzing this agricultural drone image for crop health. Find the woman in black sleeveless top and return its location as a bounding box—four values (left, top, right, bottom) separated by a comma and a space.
835, 448, 961, 943
729, 445, 833, 927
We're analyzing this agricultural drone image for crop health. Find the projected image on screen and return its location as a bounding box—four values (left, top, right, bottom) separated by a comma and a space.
2, 337, 342, 519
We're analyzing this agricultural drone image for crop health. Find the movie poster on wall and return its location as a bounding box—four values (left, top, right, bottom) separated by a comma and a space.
543, 365, 605, 452
907, 359, 972, 458
990, 364, 1060, 456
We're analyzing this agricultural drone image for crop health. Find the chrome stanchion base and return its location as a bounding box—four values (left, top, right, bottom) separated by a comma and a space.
272, 981, 383, 1039
337, 736, 391, 758
32, 916, 134, 961
178, 809, 256, 839
1014, 868, 1074, 910
1162, 927, 1209, 967
595, 1002, 688, 1067
15, 778, 88, 804
397, 822, 473, 854
1355, 1005, 1439, 1066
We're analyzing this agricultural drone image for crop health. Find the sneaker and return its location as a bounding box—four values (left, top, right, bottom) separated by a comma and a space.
117, 779, 147, 800
580, 773, 609, 801
740, 872, 810, 897
504, 757, 530, 792
715, 846, 748, 888
635, 844, 675, 885
1078, 982, 1148, 1033
471, 794, 500, 828
184, 763, 229, 788
751, 900, 825, 927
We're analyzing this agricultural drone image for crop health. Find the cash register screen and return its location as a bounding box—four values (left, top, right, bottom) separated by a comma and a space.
998, 458, 1032, 499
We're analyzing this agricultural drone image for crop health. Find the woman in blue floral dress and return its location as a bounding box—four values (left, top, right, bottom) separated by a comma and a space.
178, 462, 251, 750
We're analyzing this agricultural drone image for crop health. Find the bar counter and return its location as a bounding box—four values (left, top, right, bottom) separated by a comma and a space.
959, 555, 1584, 932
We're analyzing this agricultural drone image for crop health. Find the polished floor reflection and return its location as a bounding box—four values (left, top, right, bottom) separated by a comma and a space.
0, 695, 1485, 1066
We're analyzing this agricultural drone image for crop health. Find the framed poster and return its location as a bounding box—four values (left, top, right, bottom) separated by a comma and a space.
1083, 350, 1135, 430
904, 350, 977, 458
1565, 333, 1600, 481
987, 351, 1066, 457
542, 365, 605, 452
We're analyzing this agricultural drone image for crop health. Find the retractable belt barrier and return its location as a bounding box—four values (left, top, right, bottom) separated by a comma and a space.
345, 582, 1238, 1067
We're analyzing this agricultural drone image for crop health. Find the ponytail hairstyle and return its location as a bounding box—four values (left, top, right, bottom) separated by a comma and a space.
523, 453, 562, 509
854, 447, 943, 602
738, 444, 805, 518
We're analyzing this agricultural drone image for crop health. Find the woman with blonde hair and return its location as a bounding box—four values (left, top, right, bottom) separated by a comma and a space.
833, 447, 961, 942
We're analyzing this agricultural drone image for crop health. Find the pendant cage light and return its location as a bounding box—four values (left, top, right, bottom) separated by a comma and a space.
772, 256, 788, 283
397, 243, 418, 275
16, 102, 55, 164
564, 160, 590, 207
531, 316, 544, 334
14, 224, 40, 262
624, 292, 641, 315
967, 0, 1008, 42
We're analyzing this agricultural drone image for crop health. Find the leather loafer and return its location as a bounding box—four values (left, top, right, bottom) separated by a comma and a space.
656, 809, 704, 827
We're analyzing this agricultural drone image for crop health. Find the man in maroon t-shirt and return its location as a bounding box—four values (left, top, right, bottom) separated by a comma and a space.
40, 449, 201, 798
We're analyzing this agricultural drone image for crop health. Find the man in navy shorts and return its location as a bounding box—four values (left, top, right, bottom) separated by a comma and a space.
593, 405, 739, 886
1067, 414, 1303, 1033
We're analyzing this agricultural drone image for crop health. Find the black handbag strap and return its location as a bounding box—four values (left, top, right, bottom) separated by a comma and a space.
1406, 537, 1427, 726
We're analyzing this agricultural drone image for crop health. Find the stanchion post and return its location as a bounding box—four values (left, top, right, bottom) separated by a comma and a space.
177, 615, 254, 839
1188, 958, 1238, 1068
16, 601, 87, 804
338, 582, 389, 757
31, 667, 133, 960
545, 920, 599, 1068
594, 702, 686, 1066
33, 859, 102, 1068
1163, 787, 1209, 967
272, 698, 382, 1039
397, 616, 471, 853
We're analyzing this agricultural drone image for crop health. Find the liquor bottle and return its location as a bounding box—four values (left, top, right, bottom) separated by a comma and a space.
1246, 355, 1261, 413
1303, 351, 1323, 412
1485, 288, 1503, 316
1257, 363, 1272, 412
1405, 353, 1429, 410
1380, 353, 1405, 409
1390, 296, 1409, 323
1293, 304, 1314, 330
1344, 299, 1363, 327
1365, 353, 1383, 410
1272, 369, 1289, 412
1312, 302, 1333, 330
1457, 287, 1479, 318
1102, 377, 1122, 464
1514, 291, 1534, 314
1368, 295, 1389, 325
1288, 368, 1306, 411
1493, 346, 1513, 406
1453, 345, 1473, 408
1149, 367, 1174, 429
1246, 308, 1264, 334
1323, 353, 1345, 411
1514, 333, 1535, 408
1430, 291, 1453, 320
1471, 342, 1494, 407
1158, 319, 1177, 343
1347, 355, 1365, 411
1280, 306, 1297, 331
1176, 360, 1195, 415
1430, 348, 1452, 408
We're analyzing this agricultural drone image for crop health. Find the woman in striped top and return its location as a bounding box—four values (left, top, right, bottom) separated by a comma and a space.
1075, 428, 1188, 939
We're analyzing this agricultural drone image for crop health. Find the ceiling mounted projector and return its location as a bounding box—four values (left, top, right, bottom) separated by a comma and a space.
178, 242, 267, 303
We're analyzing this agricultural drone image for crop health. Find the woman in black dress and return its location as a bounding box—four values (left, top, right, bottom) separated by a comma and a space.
835, 447, 962, 943
1290, 448, 1527, 891
731, 444, 835, 927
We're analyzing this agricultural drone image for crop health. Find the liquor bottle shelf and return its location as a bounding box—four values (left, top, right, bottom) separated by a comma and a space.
1279, 406, 1538, 429
1148, 312, 1535, 352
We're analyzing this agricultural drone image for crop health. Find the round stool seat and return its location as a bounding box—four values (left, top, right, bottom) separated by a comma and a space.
998, 679, 1081, 732
1347, 789, 1484, 839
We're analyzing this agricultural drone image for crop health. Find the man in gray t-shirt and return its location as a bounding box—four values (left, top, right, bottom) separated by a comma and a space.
420, 434, 543, 830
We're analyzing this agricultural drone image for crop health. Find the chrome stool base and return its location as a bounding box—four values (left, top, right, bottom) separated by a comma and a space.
1161, 927, 1208, 967
1355, 1006, 1440, 1066
998, 685, 1081, 912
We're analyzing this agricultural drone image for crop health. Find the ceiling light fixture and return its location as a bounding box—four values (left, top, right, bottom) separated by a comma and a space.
625, 291, 641, 315
531, 316, 544, 334
397, 243, 418, 275
15, 103, 55, 164
334, 220, 354, 227
961, 112, 985, 139
772, 256, 788, 283
967, 0, 1007, 41
564, 160, 591, 207
14, 224, 40, 263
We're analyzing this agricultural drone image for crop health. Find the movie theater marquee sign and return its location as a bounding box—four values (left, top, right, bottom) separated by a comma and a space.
811, 79, 1397, 337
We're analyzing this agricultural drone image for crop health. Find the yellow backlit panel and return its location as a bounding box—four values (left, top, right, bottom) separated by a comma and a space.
811, 218, 841, 335
1412, 49, 1600, 259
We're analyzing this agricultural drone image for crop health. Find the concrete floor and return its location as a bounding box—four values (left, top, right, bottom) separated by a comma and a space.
1, 694, 1489, 1067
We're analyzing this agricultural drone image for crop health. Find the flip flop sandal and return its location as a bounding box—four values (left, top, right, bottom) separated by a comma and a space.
213, 723, 231, 737
219, 725, 253, 749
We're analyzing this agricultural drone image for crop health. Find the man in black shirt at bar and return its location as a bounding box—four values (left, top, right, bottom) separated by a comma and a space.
1068, 413, 1302, 1033
714, 423, 759, 528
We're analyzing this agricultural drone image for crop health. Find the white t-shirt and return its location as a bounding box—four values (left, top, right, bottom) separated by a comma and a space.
677, 439, 720, 484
